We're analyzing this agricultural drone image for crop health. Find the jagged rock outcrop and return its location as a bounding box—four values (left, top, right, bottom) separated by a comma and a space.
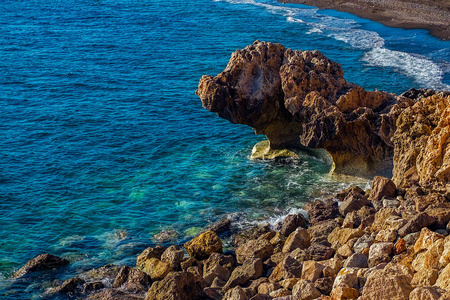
392, 90, 450, 193
196, 40, 412, 176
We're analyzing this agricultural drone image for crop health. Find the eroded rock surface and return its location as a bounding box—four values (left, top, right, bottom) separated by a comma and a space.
197, 40, 412, 176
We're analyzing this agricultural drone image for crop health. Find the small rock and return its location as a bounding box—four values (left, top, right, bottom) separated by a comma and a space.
394, 238, 406, 254
307, 219, 339, 244
203, 252, 234, 286
184, 231, 223, 260
13, 254, 69, 279
353, 234, 374, 253
375, 229, 397, 242
258, 282, 281, 294
89, 289, 143, 300
269, 287, 291, 297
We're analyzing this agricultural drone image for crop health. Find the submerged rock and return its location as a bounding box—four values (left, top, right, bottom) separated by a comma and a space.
196, 40, 413, 176
13, 253, 69, 279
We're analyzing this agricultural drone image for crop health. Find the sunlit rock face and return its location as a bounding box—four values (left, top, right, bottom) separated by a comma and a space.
197, 40, 412, 177
392, 90, 450, 193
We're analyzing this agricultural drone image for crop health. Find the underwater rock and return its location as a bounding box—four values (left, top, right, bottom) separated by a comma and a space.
13, 253, 69, 279
197, 40, 412, 176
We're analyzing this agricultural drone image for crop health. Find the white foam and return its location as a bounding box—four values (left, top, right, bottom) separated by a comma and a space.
363, 47, 450, 90
306, 27, 323, 34
287, 16, 305, 23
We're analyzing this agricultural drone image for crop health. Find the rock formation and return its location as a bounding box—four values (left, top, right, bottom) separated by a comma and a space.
196, 40, 413, 176
392, 89, 450, 193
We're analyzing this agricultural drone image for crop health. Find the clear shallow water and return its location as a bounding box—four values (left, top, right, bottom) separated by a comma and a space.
0, 0, 449, 297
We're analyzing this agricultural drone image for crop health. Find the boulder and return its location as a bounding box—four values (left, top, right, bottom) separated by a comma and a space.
410, 268, 438, 286
304, 199, 339, 225
327, 228, 364, 246
343, 253, 368, 268
307, 219, 339, 244
305, 243, 334, 261
236, 239, 274, 264
368, 242, 393, 267
112, 266, 151, 294
359, 263, 413, 300
224, 258, 263, 291
353, 234, 374, 253
13, 253, 69, 279
161, 245, 184, 271
203, 252, 235, 286
136, 246, 166, 270
435, 263, 450, 290
268, 255, 302, 282
258, 282, 281, 294
339, 193, 370, 216
374, 229, 397, 242
292, 279, 321, 300
398, 212, 435, 237
279, 213, 307, 236
301, 260, 324, 283
184, 231, 223, 260
282, 228, 310, 253
369, 176, 396, 201
140, 258, 172, 281
409, 287, 442, 300
47, 277, 85, 295
145, 271, 205, 300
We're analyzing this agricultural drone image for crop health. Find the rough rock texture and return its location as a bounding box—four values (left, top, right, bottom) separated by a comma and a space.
145, 271, 205, 300
197, 41, 410, 176
392, 92, 450, 192
112, 266, 151, 294
184, 231, 223, 260
236, 239, 274, 264
13, 254, 69, 279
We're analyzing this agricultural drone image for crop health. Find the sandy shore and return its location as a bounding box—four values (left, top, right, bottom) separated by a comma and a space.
280, 0, 450, 40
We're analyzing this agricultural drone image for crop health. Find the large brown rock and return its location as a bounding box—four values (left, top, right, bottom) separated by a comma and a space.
282, 228, 310, 252
197, 41, 407, 176
184, 231, 223, 260
236, 239, 273, 264
369, 176, 396, 201
203, 252, 235, 286
268, 255, 302, 282
136, 246, 166, 270
304, 199, 339, 225
145, 271, 205, 300
392, 92, 450, 192
224, 258, 263, 291
279, 213, 307, 236
360, 263, 413, 300
339, 192, 370, 216
13, 254, 69, 279
398, 212, 435, 237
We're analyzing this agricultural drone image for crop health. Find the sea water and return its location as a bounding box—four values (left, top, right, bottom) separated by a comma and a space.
0, 0, 449, 297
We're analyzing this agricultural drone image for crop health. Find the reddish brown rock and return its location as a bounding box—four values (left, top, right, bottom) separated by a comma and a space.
13, 254, 69, 279
394, 238, 407, 254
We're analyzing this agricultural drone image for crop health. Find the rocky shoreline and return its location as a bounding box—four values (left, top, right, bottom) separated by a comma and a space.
278, 0, 450, 41
9, 42, 450, 299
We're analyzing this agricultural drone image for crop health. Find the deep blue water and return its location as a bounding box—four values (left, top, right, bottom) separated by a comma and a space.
0, 0, 449, 297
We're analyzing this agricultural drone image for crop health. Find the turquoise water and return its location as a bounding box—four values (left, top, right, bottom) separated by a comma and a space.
0, 0, 449, 297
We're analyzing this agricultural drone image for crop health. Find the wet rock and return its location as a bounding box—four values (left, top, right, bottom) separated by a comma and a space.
161, 245, 184, 271
83, 264, 122, 283
343, 253, 368, 268
236, 239, 274, 264
48, 277, 85, 295
268, 255, 302, 282
13, 254, 69, 279
82, 282, 104, 293
282, 228, 310, 252
184, 231, 223, 260
398, 212, 435, 237
140, 258, 171, 281
360, 263, 413, 300
112, 266, 151, 294
339, 192, 370, 216
304, 199, 339, 225
292, 279, 321, 300
369, 176, 396, 201
136, 246, 166, 270
207, 218, 232, 235
232, 224, 271, 247
145, 271, 205, 300
224, 258, 263, 291
279, 213, 307, 236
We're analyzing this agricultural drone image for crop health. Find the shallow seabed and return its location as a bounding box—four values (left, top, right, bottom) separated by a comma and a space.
0, 0, 449, 298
